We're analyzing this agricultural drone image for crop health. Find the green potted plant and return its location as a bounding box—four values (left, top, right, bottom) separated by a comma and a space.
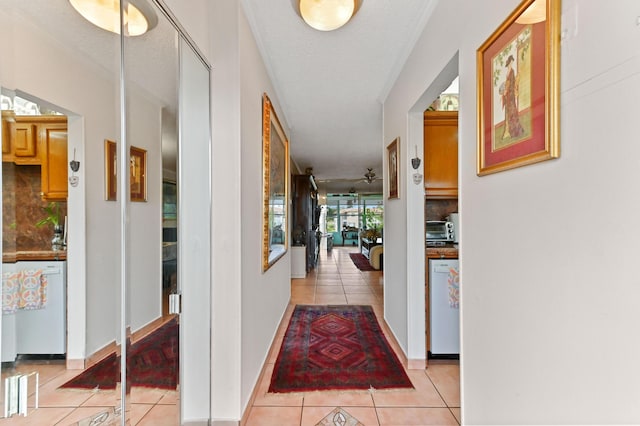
36, 202, 65, 251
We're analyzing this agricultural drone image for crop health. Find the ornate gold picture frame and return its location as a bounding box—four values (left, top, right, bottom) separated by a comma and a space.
130, 146, 147, 202
387, 137, 399, 199
477, 0, 560, 175
104, 140, 117, 201
262, 93, 289, 271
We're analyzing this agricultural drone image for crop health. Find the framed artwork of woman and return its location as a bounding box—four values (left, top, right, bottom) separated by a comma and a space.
477, 0, 561, 175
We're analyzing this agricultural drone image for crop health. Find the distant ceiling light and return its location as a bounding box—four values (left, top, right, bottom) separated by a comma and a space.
515, 0, 546, 25
299, 0, 357, 31
69, 0, 158, 36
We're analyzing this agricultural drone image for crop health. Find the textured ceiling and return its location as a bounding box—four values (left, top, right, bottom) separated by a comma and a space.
7, 0, 437, 194
242, 0, 437, 193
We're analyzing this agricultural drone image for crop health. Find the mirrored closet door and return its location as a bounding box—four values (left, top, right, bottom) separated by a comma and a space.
0, 1, 211, 423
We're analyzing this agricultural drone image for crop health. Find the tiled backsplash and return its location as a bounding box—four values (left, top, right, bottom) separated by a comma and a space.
2, 163, 67, 253
426, 199, 458, 221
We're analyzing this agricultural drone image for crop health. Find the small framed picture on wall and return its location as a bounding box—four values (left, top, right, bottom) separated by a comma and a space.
130, 146, 147, 202
104, 140, 117, 201
387, 137, 399, 199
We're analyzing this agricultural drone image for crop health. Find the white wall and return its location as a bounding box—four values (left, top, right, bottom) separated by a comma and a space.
385, 0, 640, 423
199, 0, 244, 420
382, 0, 465, 363
239, 4, 292, 415
382, 150, 408, 354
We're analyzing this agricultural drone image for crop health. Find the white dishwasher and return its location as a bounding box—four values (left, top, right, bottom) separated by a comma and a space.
429, 258, 459, 357
2, 261, 67, 361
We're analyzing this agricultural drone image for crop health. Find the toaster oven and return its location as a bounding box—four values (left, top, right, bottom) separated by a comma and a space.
426, 220, 454, 245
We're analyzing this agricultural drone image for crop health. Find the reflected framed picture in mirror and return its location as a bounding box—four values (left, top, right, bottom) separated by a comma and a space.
130, 146, 147, 202
104, 140, 117, 201
262, 93, 289, 272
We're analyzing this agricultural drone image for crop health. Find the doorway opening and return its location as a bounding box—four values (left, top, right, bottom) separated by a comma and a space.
401, 49, 462, 421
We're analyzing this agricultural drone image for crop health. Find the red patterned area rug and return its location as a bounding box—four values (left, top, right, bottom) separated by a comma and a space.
269, 305, 413, 393
348, 253, 375, 271
59, 318, 178, 390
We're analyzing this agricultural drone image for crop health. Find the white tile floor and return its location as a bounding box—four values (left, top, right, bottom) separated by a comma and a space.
244, 245, 460, 425
0, 246, 460, 425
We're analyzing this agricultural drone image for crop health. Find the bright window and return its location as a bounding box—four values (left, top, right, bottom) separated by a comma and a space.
324, 194, 383, 234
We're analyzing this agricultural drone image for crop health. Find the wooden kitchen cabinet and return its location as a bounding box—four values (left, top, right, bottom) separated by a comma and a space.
2, 114, 42, 165
424, 111, 458, 199
39, 118, 68, 201
2, 110, 15, 161
1, 114, 68, 200
13, 120, 39, 163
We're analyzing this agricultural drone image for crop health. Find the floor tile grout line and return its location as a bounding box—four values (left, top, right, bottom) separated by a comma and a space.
423, 368, 451, 409
54, 408, 80, 426
448, 405, 461, 426
264, 247, 457, 425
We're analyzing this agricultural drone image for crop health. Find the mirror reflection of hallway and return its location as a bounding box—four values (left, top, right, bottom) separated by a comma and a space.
1, 95, 71, 418
0, 2, 211, 423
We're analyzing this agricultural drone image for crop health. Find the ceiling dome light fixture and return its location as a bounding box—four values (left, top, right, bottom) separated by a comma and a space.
299, 0, 358, 31
69, 0, 158, 36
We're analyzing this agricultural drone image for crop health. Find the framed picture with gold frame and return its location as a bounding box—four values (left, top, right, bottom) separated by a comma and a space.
130, 146, 147, 202
262, 93, 289, 272
104, 140, 117, 201
387, 137, 399, 199
476, 0, 560, 176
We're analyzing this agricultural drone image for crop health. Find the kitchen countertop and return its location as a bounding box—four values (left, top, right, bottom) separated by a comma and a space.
3, 250, 67, 263
426, 243, 458, 258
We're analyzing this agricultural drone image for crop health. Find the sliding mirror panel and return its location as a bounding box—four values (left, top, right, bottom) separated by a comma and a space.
0, 0, 122, 421
122, 0, 181, 422
178, 36, 212, 422
1, 1, 210, 423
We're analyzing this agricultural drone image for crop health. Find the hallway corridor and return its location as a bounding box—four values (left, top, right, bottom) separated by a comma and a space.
244, 245, 461, 425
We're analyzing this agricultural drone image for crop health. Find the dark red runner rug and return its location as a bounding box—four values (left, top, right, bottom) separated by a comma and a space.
60, 318, 178, 390
349, 252, 375, 271
269, 305, 413, 393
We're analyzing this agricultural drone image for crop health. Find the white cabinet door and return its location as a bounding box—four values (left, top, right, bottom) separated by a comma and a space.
15, 261, 66, 355
429, 259, 459, 355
